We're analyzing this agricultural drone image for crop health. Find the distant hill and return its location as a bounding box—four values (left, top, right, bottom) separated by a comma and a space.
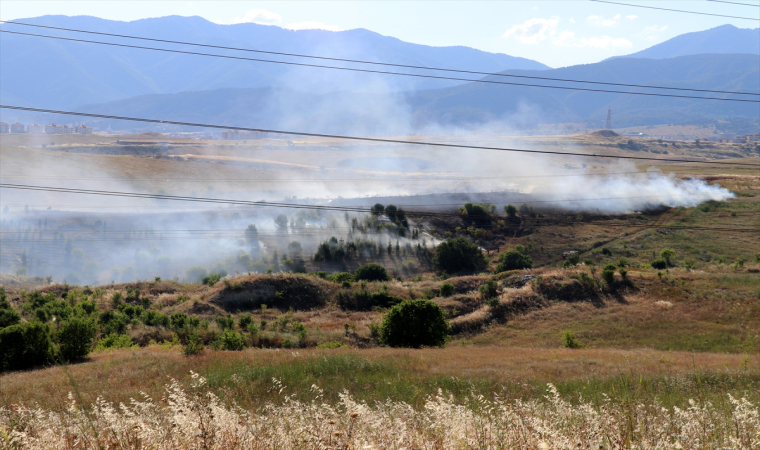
35, 53, 758, 135
0, 15, 548, 110
610, 25, 759, 60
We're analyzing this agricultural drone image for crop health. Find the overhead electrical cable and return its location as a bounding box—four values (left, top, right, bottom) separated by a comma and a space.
707, 0, 760, 7
3, 105, 759, 167
591, 0, 760, 19
1, 20, 757, 97
1, 30, 758, 102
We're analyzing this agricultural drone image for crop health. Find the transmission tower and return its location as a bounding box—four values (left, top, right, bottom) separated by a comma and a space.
605, 107, 612, 130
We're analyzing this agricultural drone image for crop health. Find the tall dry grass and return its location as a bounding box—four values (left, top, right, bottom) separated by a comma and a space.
2, 372, 758, 449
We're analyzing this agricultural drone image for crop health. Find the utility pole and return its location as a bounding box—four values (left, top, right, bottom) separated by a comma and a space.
605, 107, 612, 130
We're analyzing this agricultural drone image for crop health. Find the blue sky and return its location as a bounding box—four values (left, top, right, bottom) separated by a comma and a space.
1, 1, 758, 67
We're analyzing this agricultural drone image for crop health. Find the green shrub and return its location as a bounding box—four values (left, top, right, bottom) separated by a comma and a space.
619, 268, 628, 280
562, 330, 584, 349
484, 298, 500, 307
216, 316, 235, 330
439, 283, 456, 297
57, 317, 97, 362
0, 322, 54, 372
433, 238, 488, 274
494, 250, 533, 273
478, 279, 498, 299
354, 263, 390, 282
601, 264, 616, 288
141, 310, 170, 327
96, 333, 135, 350
684, 259, 696, 270
219, 329, 245, 351
380, 299, 449, 348
327, 272, 355, 283
183, 332, 205, 356
202, 272, 224, 286
601, 247, 612, 256
0, 308, 21, 328
660, 249, 676, 266
170, 313, 189, 330
316, 341, 343, 349
651, 259, 667, 270
185, 266, 208, 283
238, 313, 253, 329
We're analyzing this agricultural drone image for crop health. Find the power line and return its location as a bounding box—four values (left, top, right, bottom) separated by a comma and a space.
1, 30, 758, 103
3, 105, 759, 167
0, 171, 670, 182
591, 0, 760, 19
707, 0, 760, 7
1, 20, 757, 97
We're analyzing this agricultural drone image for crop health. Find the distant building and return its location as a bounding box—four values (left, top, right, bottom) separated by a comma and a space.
62, 125, 74, 134
737, 133, 760, 142
0, 122, 8, 133
45, 123, 59, 134
10, 122, 25, 133
76, 124, 93, 134
27, 123, 44, 133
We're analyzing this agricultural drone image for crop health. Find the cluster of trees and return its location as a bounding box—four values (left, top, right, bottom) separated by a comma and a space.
314, 236, 430, 263
370, 203, 409, 227
0, 287, 97, 372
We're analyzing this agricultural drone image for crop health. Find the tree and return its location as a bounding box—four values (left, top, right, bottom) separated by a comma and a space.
274, 214, 289, 229
494, 250, 533, 273
57, 317, 97, 362
433, 238, 488, 273
601, 264, 617, 289
660, 249, 676, 266
504, 204, 517, 218
219, 329, 245, 351
380, 299, 449, 348
385, 204, 398, 221
0, 322, 54, 372
245, 224, 259, 247
371, 203, 385, 215
439, 282, 455, 297
354, 263, 390, 282
287, 241, 303, 256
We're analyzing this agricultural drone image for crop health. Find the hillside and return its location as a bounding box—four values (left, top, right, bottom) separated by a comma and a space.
0, 15, 548, 110
610, 24, 760, 60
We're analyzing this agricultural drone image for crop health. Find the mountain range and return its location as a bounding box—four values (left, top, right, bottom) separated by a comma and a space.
1, 16, 758, 133
0, 15, 547, 109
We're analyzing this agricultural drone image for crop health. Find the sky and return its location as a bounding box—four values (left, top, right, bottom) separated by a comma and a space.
1, 1, 758, 67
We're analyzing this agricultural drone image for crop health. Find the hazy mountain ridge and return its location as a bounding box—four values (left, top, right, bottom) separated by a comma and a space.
40, 53, 757, 135
609, 25, 760, 60
0, 15, 548, 109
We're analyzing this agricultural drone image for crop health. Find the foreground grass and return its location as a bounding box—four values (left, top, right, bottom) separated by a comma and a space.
3, 380, 759, 449
2, 346, 758, 413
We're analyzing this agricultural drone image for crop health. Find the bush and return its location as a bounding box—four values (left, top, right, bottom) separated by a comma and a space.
96, 333, 135, 350
219, 329, 245, 351
316, 341, 343, 349
601, 264, 616, 288
183, 332, 205, 356
238, 313, 253, 329
601, 247, 612, 256
660, 249, 676, 266
478, 279, 498, 300
651, 259, 667, 269
0, 308, 21, 328
494, 250, 533, 273
439, 282, 456, 297
354, 263, 390, 282
0, 322, 54, 372
380, 299, 449, 348
504, 204, 517, 218
202, 272, 224, 286
57, 317, 97, 362
216, 316, 235, 330
326, 272, 355, 283
433, 238, 488, 274
562, 330, 584, 349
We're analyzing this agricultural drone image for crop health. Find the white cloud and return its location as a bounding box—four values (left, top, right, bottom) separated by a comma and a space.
226, 9, 282, 25
586, 14, 620, 27
284, 21, 342, 31
569, 18, 576, 24
626, 15, 638, 20
637, 25, 668, 40
502, 18, 560, 44
553, 31, 632, 48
